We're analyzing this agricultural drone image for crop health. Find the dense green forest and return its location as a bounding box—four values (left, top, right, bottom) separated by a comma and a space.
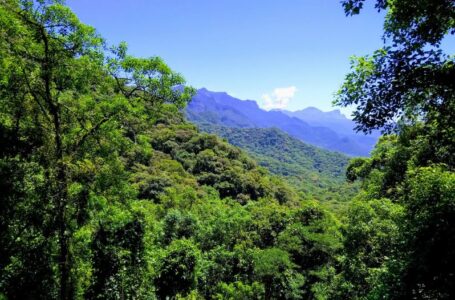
0, 0, 454, 299
199, 125, 359, 211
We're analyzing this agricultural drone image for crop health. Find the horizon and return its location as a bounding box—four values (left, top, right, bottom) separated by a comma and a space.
197, 86, 349, 116
66, 0, 388, 116
66, 0, 454, 117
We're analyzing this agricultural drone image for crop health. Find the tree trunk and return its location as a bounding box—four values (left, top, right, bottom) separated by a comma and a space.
52, 110, 71, 300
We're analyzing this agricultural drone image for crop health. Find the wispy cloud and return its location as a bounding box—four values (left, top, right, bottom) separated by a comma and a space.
261, 86, 297, 110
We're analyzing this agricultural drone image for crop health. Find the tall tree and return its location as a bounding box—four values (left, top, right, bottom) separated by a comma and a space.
0, 0, 193, 298
337, 0, 454, 166
337, 0, 455, 298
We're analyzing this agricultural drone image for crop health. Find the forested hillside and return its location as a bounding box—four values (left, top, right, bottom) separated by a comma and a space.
0, 0, 454, 299
0, 2, 342, 298
199, 125, 358, 210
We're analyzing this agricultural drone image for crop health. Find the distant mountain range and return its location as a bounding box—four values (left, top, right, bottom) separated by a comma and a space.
186, 88, 379, 156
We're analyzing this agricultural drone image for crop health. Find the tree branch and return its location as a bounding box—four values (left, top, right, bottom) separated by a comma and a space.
72, 112, 119, 152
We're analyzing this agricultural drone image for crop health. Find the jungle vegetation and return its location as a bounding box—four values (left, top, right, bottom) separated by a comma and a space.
0, 0, 453, 299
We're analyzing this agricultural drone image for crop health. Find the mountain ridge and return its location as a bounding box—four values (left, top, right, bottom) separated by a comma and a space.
186, 88, 379, 156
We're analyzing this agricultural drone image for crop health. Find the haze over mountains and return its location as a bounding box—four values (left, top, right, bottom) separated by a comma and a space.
186, 88, 380, 156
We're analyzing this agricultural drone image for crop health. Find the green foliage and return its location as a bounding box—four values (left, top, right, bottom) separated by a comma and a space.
2, 0, 452, 299
0, 0, 190, 298
339, 198, 403, 299
277, 203, 342, 298
335, 1, 455, 298
155, 239, 200, 299
0, 2, 345, 299
215, 281, 264, 300
337, 1, 454, 139
396, 166, 455, 299
201, 125, 359, 212
86, 217, 147, 299
337, 136, 455, 299
161, 210, 198, 245
146, 118, 298, 204
253, 248, 305, 299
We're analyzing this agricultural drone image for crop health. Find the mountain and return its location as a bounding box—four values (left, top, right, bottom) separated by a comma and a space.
186, 88, 379, 156
280, 107, 380, 152
278, 107, 352, 135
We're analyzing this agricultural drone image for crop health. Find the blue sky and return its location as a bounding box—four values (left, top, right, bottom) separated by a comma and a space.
66, 0, 452, 115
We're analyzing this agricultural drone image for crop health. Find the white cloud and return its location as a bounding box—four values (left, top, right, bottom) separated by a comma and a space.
261, 86, 297, 110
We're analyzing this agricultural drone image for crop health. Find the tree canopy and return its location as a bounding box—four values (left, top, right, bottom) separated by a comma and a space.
337, 0, 454, 136
0, 0, 454, 299
334, 0, 455, 298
